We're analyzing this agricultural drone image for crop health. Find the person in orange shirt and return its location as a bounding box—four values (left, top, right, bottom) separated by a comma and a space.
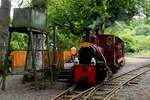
70, 46, 77, 62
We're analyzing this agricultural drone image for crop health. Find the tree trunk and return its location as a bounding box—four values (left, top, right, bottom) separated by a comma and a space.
0, 0, 10, 64
0, 0, 11, 90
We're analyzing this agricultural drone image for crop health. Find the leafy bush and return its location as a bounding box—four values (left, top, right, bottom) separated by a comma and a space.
105, 19, 150, 53
134, 25, 150, 36
10, 32, 28, 49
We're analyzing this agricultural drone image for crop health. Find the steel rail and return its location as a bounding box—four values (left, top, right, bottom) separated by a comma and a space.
51, 85, 95, 100
81, 66, 147, 100
51, 85, 76, 100
83, 84, 101, 100
84, 65, 150, 100
69, 86, 95, 100
111, 64, 149, 80
52, 64, 150, 100
103, 67, 150, 100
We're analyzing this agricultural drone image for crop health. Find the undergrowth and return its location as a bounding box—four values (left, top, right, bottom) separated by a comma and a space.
126, 50, 150, 57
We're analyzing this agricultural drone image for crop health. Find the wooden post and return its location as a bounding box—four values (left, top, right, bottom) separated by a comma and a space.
23, 34, 31, 83
30, 31, 38, 90
53, 26, 57, 81
46, 34, 53, 84
42, 35, 44, 69
24, 35, 31, 71
53, 26, 56, 65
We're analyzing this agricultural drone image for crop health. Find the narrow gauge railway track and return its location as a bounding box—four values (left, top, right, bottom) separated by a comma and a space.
52, 64, 150, 100
85, 64, 150, 100
51, 85, 96, 100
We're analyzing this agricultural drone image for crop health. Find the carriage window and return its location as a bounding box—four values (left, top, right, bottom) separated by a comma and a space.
106, 37, 112, 45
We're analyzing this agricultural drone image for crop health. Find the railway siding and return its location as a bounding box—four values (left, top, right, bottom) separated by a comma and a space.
52, 64, 150, 100
112, 67, 150, 100
88, 64, 150, 100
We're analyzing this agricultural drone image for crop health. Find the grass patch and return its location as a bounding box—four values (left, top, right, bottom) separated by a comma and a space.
126, 50, 150, 57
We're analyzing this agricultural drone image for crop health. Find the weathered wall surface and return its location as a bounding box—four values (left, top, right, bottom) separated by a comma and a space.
32, 0, 47, 70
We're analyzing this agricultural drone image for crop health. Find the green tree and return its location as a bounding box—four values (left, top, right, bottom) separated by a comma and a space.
48, 0, 140, 35
141, 0, 150, 18
134, 25, 150, 36
47, 0, 144, 51
105, 19, 150, 53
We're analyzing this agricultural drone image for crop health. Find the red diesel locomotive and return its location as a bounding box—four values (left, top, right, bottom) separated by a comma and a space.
72, 32, 125, 85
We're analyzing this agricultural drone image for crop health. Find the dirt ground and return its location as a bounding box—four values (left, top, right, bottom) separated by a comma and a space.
0, 57, 150, 100
0, 75, 69, 100
112, 57, 150, 100
113, 71, 150, 100
114, 57, 150, 77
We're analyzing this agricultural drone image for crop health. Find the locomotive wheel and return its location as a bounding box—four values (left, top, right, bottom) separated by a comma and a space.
96, 63, 112, 82
120, 59, 125, 67
110, 65, 119, 73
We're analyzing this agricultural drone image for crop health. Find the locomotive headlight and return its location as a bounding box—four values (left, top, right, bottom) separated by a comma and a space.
91, 57, 96, 65
74, 57, 79, 64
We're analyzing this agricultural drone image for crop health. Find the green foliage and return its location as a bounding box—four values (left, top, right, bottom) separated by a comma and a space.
9, 0, 149, 52
127, 50, 150, 57
142, 0, 150, 18
46, 0, 144, 51
134, 25, 150, 36
56, 33, 80, 51
47, 0, 139, 35
134, 35, 150, 50
105, 19, 150, 53
10, 32, 28, 49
